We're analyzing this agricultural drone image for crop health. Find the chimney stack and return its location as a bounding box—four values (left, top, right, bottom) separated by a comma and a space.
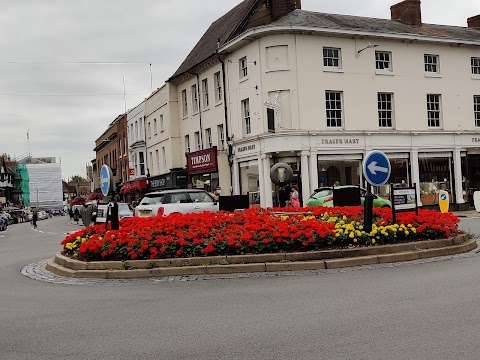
467, 15, 480, 28
390, 0, 422, 26
271, 0, 301, 21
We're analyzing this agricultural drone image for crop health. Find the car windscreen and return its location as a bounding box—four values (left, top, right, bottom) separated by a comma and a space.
118, 203, 131, 211
140, 195, 165, 205
310, 189, 332, 199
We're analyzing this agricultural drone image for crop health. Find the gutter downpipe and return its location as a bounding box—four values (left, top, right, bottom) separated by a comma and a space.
219, 56, 234, 195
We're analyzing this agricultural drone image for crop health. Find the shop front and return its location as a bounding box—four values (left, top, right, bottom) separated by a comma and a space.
149, 169, 188, 192
186, 147, 219, 192
121, 179, 148, 204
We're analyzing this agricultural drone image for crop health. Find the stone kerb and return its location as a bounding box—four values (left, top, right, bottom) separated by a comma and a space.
46, 234, 476, 279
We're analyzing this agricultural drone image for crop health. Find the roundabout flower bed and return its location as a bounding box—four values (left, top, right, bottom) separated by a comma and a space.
61, 207, 460, 262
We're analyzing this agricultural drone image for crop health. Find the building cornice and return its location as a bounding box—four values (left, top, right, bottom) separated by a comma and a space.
219, 25, 480, 53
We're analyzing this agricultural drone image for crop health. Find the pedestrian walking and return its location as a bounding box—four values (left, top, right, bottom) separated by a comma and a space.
32, 208, 38, 229
73, 208, 80, 225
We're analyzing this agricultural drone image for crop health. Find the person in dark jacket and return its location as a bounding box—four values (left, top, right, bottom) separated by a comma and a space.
73, 208, 80, 224
32, 208, 38, 229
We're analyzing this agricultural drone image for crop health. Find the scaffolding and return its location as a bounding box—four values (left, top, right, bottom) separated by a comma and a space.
14, 163, 30, 206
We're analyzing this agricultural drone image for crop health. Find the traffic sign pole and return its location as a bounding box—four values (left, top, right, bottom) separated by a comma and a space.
364, 183, 374, 233
363, 151, 391, 235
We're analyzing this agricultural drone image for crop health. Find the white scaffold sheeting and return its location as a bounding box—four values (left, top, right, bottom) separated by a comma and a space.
27, 163, 63, 209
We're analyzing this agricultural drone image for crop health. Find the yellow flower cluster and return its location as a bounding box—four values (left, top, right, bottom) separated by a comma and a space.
322, 215, 417, 245
65, 236, 88, 251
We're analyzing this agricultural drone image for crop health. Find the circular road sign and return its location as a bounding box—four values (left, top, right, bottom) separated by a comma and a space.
100, 164, 113, 197
363, 150, 391, 186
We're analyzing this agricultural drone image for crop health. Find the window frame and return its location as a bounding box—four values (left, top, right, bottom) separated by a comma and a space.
242, 98, 251, 135
191, 84, 198, 113
472, 57, 480, 76
205, 128, 212, 148
194, 131, 201, 151
427, 94, 442, 128
239, 56, 248, 79
182, 89, 188, 117
323, 47, 342, 69
185, 135, 190, 153
424, 54, 440, 74
217, 124, 225, 150
375, 51, 392, 72
325, 90, 343, 128
475, 95, 480, 127
202, 78, 209, 108
214, 71, 222, 103
159, 114, 164, 133
377, 92, 394, 128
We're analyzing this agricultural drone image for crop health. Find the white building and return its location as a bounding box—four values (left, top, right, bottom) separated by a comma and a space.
162, 0, 480, 210
127, 101, 147, 180
144, 83, 188, 191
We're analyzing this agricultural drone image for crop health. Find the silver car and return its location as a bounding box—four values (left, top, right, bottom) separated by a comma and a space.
135, 189, 219, 217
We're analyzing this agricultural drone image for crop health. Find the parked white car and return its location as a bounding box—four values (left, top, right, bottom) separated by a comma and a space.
134, 189, 219, 217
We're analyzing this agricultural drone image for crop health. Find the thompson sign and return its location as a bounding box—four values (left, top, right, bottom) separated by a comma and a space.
186, 147, 218, 175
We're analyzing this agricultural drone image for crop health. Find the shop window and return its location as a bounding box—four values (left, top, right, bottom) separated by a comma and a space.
239, 161, 260, 206
419, 154, 452, 204
317, 156, 362, 187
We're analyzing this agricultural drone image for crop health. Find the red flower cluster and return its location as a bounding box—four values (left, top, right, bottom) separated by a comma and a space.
61, 207, 459, 262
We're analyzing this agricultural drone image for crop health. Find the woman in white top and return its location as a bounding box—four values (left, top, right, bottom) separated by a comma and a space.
290, 185, 300, 208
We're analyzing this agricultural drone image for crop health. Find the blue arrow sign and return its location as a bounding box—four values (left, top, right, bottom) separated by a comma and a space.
440, 193, 447, 201
100, 165, 112, 197
363, 150, 391, 186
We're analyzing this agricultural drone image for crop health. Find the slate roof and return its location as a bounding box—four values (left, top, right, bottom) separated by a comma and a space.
267, 10, 480, 43
170, 0, 260, 80
170, 4, 480, 80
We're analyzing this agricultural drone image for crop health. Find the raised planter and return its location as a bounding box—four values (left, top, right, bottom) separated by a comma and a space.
46, 233, 475, 279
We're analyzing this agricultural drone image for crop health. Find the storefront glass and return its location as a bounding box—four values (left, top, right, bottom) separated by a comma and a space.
239, 161, 260, 206
377, 155, 410, 199
419, 154, 452, 205
464, 154, 480, 203
317, 155, 362, 188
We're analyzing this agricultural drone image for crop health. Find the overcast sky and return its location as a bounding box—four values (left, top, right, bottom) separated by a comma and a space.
1, 0, 477, 181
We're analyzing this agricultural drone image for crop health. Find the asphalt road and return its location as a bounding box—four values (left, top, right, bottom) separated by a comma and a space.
1, 216, 480, 360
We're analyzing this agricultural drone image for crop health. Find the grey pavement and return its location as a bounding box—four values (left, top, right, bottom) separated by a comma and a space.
1, 216, 480, 359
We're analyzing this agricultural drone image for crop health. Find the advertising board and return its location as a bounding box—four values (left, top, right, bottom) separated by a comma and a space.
392, 188, 417, 211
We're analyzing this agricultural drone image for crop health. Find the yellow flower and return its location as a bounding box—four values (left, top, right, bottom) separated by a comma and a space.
349, 232, 355, 239
353, 238, 357, 244
371, 239, 376, 245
